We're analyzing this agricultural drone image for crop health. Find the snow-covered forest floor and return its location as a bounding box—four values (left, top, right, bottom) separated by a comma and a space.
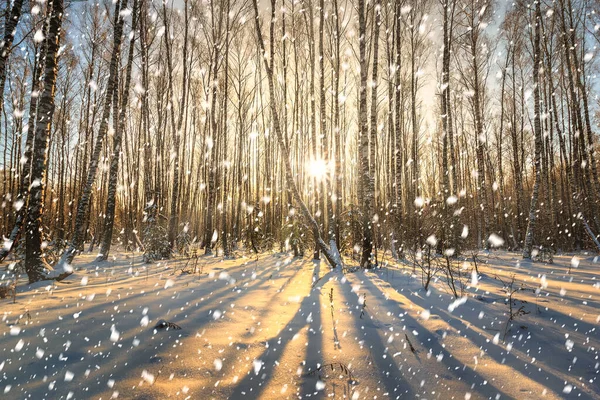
0, 249, 598, 399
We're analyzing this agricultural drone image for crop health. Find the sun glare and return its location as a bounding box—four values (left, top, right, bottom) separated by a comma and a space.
307, 159, 328, 180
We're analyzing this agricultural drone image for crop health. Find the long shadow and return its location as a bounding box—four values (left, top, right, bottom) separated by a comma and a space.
162, 259, 314, 398
341, 270, 514, 399
6, 255, 276, 348
398, 263, 600, 346
17, 253, 298, 351
18, 254, 269, 305
486, 256, 600, 281
275, 258, 311, 293
442, 265, 600, 336
230, 262, 312, 335
72, 258, 307, 398
320, 276, 351, 399
365, 271, 598, 399
229, 260, 324, 399
335, 271, 417, 398
1, 255, 304, 399
410, 269, 600, 394
299, 261, 325, 398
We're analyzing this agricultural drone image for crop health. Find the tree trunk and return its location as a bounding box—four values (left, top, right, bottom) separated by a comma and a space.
221, 0, 231, 257
54, 0, 127, 274
357, 0, 374, 268
470, 31, 489, 247
330, 0, 341, 251
165, 0, 189, 249
523, 0, 542, 259
394, 0, 404, 256
97, 0, 140, 261
318, 0, 338, 259
440, 0, 456, 250
306, 0, 321, 260
24, 0, 64, 282
204, 1, 223, 255
0, 17, 48, 262
0, 0, 25, 117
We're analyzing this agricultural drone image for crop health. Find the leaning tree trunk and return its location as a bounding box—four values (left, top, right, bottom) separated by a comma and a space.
523, 0, 542, 259
24, 0, 64, 282
53, 0, 127, 276
97, 0, 139, 261
252, 0, 342, 268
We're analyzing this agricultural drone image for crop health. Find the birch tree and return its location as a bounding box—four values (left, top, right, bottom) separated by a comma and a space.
523, 0, 543, 259
54, 0, 128, 275
251, 0, 342, 268
24, 0, 64, 282
97, 0, 140, 261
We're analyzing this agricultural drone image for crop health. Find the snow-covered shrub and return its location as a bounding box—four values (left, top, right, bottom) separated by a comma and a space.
281, 207, 312, 257
143, 204, 171, 262
143, 223, 171, 262
176, 223, 192, 256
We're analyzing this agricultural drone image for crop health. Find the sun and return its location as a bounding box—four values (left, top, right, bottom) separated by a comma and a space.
307, 159, 328, 181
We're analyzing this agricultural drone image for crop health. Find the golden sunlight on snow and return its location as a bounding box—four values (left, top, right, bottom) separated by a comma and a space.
1, 250, 598, 399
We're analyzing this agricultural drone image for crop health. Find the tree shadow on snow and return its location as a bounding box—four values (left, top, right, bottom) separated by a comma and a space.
337, 270, 514, 399
229, 259, 327, 398
358, 271, 598, 399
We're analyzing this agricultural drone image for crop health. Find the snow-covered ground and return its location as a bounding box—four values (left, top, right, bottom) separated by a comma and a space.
0, 249, 598, 399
